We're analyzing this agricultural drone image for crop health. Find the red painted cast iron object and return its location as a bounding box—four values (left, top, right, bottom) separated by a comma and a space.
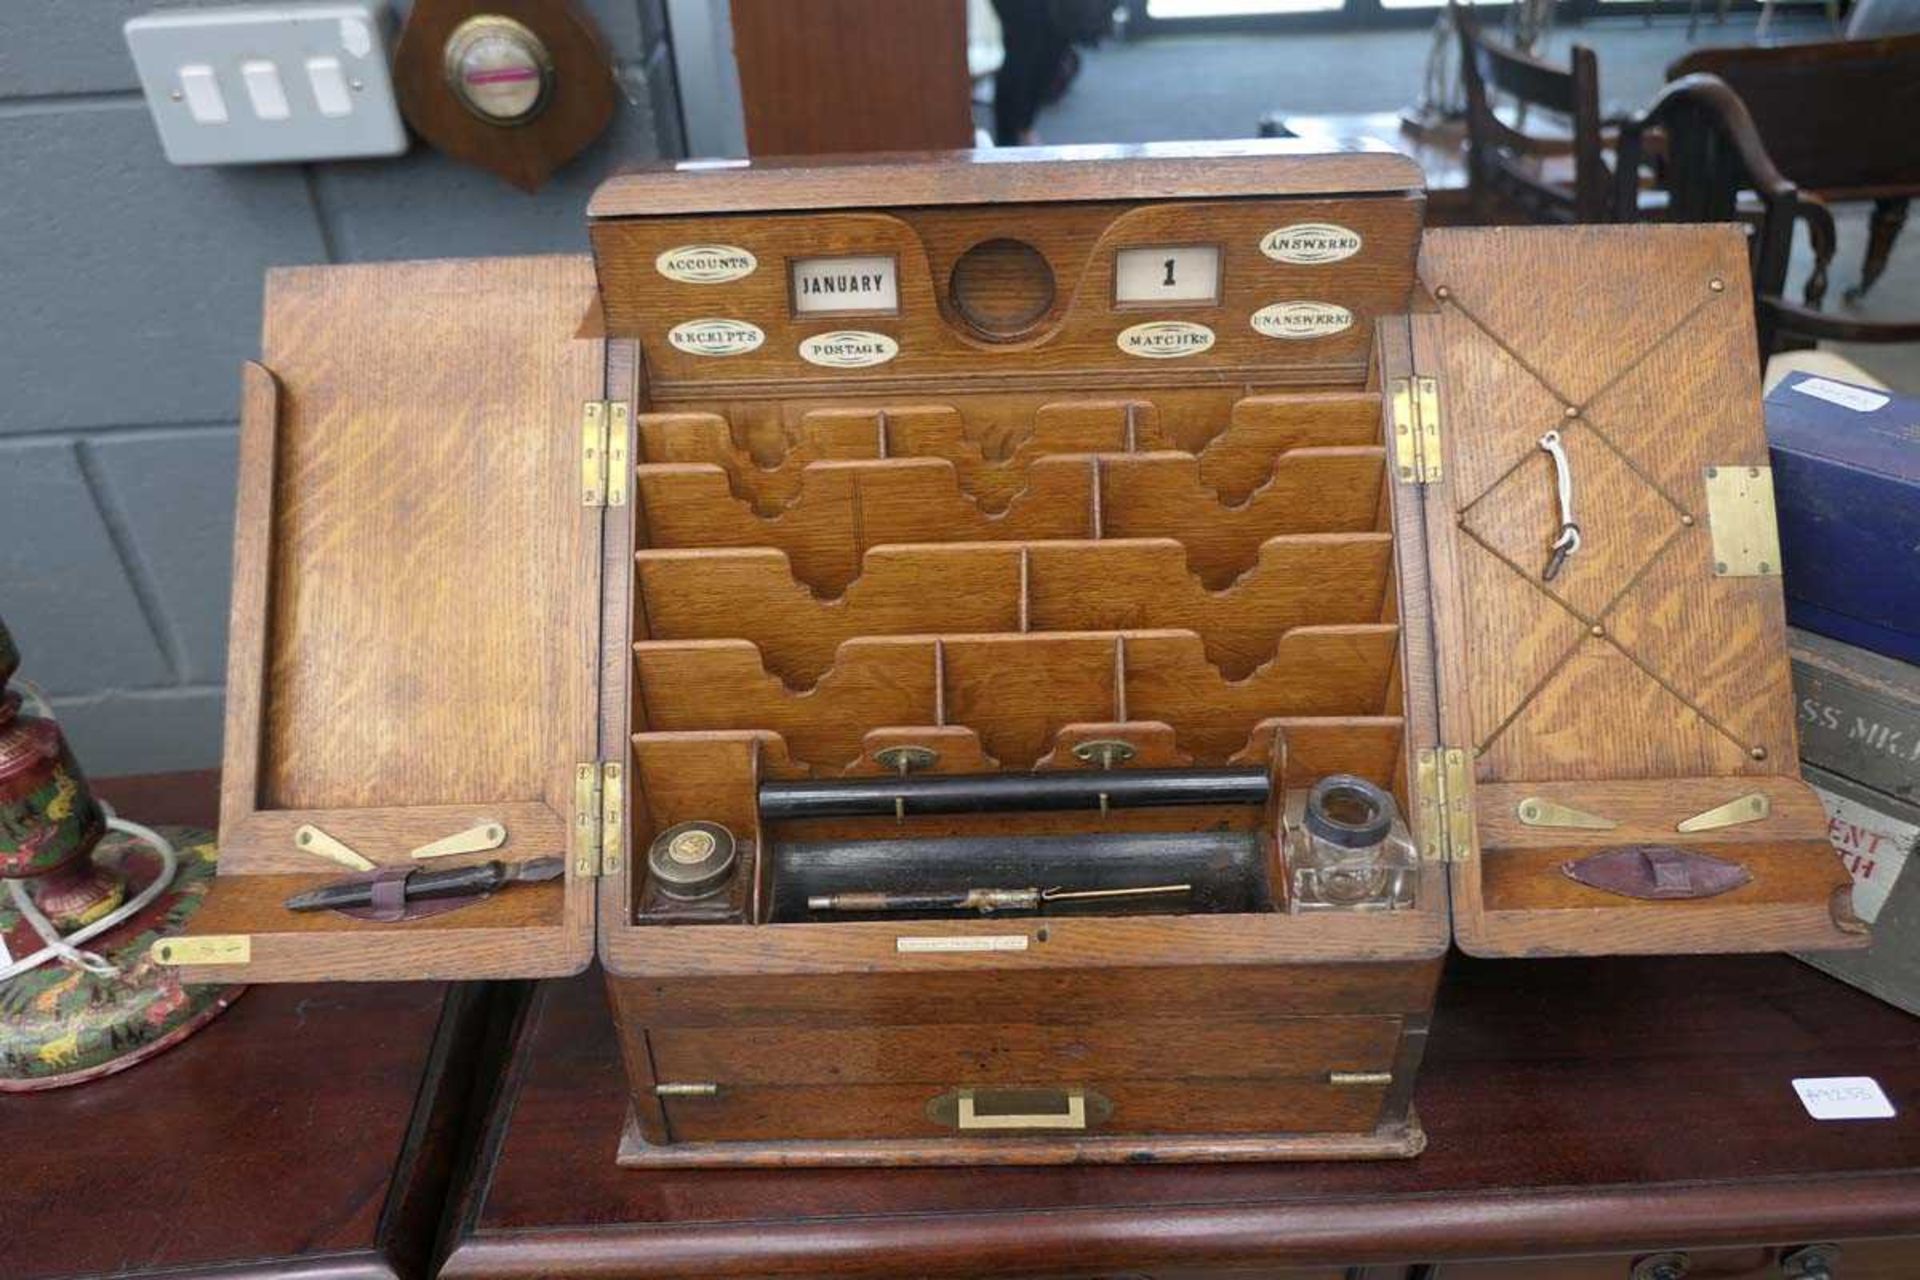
0, 615, 242, 1090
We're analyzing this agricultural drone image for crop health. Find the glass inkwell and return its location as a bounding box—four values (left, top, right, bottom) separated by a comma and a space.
1284, 774, 1418, 912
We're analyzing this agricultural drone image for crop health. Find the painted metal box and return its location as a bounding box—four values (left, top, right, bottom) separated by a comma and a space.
1794, 628, 1920, 1015
1767, 373, 1920, 664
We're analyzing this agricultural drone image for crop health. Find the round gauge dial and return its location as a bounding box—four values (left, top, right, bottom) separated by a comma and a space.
443, 15, 554, 124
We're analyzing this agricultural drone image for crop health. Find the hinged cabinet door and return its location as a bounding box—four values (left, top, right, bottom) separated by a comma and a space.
1409, 226, 1863, 956
170, 256, 612, 981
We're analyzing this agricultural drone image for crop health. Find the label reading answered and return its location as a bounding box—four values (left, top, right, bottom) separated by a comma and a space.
1260, 222, 1363, 264
1793, 1076, 1896, 1120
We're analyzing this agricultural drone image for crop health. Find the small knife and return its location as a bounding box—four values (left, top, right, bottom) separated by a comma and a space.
283, 856, 565, 913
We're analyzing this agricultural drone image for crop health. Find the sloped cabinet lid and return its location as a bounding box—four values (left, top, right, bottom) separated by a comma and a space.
1411, 226, 1864, 957
169, 257, 607, 982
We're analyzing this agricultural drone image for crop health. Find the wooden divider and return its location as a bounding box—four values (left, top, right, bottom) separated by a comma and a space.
637, 535, 1393, 688
632, 629, 1399, 773
1098, 450, 1387, 589
1196, 393, 1382, 503
635, 390, 1382, 514
635, 458, 1095, 597
1024, 535, 1392, 679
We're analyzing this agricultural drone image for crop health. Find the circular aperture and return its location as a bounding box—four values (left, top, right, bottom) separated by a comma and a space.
949, 238, 1056, 340
444, 15, 553, 124
1304, 774, 1394, 850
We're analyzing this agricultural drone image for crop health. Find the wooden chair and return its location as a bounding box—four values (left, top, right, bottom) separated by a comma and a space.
1453, 3, 1610, 224
1614, 74, 1920, 366
1668, 35, 1920, 303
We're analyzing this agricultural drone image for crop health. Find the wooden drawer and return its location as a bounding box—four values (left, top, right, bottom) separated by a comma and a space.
649, 1016, 1403, 1087
1431, 1238, 1910, 1277
659, 1078, 1389, 1143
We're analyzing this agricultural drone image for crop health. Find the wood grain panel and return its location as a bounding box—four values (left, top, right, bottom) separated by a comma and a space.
651, 1016, 1402, 1086
1416, 225, 1861, 957
592, 193, 1422, 391
256, 257, 600, 812
730, 0, 972, 156
660, 1079, 1388, 1144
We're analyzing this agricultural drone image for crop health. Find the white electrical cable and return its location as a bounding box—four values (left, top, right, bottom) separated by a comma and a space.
0, 675, 183, 984
2, 807, 180, 981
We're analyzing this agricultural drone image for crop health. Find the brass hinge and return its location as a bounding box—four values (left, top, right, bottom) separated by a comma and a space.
581, 401, 629, 508
1415, 746, 1477, 863
573, 761, 625, 878
574, 762, 604, 877
1390, 375, 1443, 485
600, 761, 624, 876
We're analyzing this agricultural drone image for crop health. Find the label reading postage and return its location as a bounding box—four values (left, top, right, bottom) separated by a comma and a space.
1116, 320, 1215, 359
1260, 222, 1363, 264
1252, 301, 1353, 340
667, 318, 764, 357
798, 329, 899, 368
655, 244, 758, 284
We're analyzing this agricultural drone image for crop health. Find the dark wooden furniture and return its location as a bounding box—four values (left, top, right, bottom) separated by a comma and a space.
164, 142, 1858, 1170
1668, 34, 1920, 304
1454, 6, 1610, 224
729, 0, 974, 155
1615, 75, 1920, 364
1, 772, 492, 1280
441, 953, 1920, 1278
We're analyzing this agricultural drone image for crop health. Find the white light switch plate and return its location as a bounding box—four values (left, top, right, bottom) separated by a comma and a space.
126, 3, 407, 165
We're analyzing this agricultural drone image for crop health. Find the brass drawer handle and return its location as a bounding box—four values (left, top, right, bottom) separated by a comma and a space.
1328, 1070, 1393, 1087
959, 1087, 1086, 1131
926, 1086, 1112, 1132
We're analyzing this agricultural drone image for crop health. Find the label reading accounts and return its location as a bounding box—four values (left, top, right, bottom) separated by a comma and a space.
655, 244, 758, 284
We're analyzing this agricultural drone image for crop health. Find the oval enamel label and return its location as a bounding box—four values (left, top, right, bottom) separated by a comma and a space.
1116, 320, 1216, 359
655, 244, 758, 284
667, 318, 764, 357
1251, 301, 1353, 340
798, 330, 899, 368
1259, 223, 1363, 265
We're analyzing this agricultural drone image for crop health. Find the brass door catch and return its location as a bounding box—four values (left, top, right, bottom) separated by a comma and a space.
1675, 791, 1770, 832
1703, 465, 1780, 577
1516, 797, 1617, 830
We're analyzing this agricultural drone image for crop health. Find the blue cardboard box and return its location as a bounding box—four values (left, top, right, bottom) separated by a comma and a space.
1766, 373, 1920, 664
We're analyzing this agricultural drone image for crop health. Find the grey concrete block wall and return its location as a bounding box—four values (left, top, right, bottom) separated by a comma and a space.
0, 1, 682, 776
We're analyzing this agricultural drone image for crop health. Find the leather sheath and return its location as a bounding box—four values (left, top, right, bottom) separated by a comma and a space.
1560, 844, 1753, 900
